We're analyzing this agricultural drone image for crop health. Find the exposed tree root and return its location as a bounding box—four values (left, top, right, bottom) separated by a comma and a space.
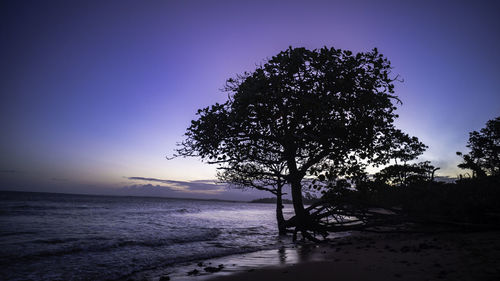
285, 201, 500, 242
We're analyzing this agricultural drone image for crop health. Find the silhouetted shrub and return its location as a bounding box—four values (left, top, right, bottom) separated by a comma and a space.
324, 175, 500, 224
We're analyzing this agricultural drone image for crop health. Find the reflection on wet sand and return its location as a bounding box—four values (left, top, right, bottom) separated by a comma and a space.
148, 237, 349, 281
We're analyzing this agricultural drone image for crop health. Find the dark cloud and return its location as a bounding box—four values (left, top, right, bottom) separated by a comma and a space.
120, 183, 274, 201
120, 184, 181, 197
0, 174, 273, 201
127, 177, 224, 192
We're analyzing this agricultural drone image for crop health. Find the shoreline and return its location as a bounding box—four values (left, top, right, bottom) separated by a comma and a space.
143, 230, 500, 281
129, 232, 351, 281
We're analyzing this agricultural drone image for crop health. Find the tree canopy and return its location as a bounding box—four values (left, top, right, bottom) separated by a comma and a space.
374, 161, 438, 186
457, 116, 500, 177
177, 46, 425, 239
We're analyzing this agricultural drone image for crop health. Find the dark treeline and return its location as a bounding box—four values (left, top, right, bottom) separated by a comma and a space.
291, 117, 499, 241
175, 46, 500, 241
318, 174, 500, 231
354, 176, 500, 224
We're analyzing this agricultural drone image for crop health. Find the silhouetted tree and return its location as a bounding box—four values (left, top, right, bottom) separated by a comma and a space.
177, 46, 419, 239
308, 128, 428, 190
374, 161, 438, 186
177, 102, 290, 234
371, 130, 436, 186
457, 116, 500, 177
217, 161, 289, 235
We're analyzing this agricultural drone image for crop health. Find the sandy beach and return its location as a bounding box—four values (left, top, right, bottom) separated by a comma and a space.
195, 230, 500, 281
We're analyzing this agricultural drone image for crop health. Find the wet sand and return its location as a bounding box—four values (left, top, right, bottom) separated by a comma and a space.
202, 231, 500, 281
143, 230, 500, 281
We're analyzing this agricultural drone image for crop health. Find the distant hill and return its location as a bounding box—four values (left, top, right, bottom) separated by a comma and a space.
250, 197, 293, 204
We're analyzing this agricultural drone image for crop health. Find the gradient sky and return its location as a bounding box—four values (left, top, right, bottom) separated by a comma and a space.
1, 0, 499, 199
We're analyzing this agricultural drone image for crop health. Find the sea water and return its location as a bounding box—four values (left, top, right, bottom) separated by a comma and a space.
0, 191, 294, 281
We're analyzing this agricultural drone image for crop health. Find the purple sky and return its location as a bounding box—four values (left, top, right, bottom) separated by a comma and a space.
1, 0, 499, 200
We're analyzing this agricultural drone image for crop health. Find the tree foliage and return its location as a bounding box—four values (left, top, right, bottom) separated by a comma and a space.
457, 116, 500, 177
371, 129, 434, 186
374, 161, 438, 186
177, 46, 424, 239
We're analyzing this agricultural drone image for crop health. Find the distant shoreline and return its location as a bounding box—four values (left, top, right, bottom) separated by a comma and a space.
249, 197, 293, 204
0, 189, 244, 203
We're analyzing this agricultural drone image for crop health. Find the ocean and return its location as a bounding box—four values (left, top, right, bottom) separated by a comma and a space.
0, 191, 296, 281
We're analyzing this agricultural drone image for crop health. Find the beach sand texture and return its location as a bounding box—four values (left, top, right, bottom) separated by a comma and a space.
205, 231, 500, 281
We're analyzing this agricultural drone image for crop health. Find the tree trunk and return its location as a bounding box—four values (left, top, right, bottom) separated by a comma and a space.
276, 186, 287, 235
290, 177, 308, 233
284, 147, 309, 239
